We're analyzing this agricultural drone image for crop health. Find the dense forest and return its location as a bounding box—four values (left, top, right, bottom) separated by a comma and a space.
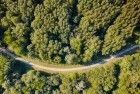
0, 0, 140, 94
0, 0, 140, 64
0, 51, 140, 94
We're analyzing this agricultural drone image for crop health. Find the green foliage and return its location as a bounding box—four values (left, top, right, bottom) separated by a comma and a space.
102, 0, 140, 55
0, 52, 140, 94
0, 54, 9, 85
114, 54, 140, 94
70, 36, 82, 55
0, 0, 34, 56
28, 0, 71, 63
4, 70, 62, 94
0, 0, 140, 65
83, 36, 101, 63
134, 24, 140, 44
0, 1, 140, 92
0, 54, 20, 93
65, 53, 80, 64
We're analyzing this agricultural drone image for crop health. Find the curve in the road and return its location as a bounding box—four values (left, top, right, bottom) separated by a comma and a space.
0, 45, 139, 72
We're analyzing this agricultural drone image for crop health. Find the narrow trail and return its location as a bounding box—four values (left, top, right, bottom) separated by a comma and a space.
0, 45, 139, 72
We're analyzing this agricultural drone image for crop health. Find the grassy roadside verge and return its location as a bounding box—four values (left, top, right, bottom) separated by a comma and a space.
21, 56, 83, 68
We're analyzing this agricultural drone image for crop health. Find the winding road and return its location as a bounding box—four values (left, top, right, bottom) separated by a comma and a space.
0, 45, 139, 72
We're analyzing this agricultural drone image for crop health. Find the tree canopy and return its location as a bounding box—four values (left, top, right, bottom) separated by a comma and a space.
0, 52, 140, 94
0, 0, 140, 64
